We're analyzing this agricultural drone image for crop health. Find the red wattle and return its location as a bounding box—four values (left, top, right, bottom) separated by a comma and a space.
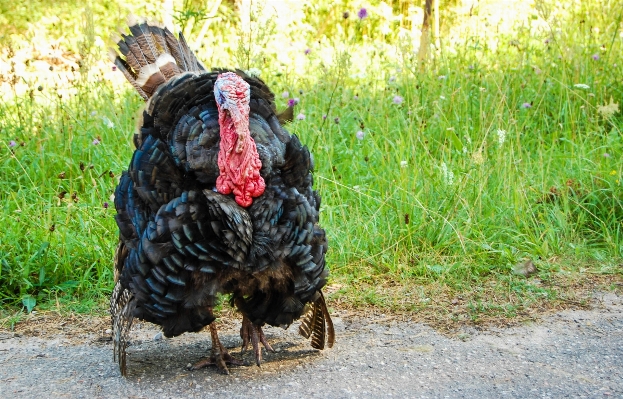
215, 108, 265, 207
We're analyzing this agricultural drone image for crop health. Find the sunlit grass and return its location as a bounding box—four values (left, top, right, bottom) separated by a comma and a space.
1, 0, 622, 325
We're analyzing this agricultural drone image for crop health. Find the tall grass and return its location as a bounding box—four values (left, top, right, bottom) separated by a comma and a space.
0, 0, 622, 319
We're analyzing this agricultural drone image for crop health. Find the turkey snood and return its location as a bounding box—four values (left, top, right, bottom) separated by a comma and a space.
214, 72, 265, 207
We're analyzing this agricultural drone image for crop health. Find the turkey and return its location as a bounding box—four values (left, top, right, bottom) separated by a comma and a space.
109, 17, 334, 376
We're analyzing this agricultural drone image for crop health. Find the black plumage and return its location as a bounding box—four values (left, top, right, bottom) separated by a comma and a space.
109, 17, 333, 376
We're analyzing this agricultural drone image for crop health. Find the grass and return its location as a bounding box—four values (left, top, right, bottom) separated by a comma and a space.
1, 0, 622, 328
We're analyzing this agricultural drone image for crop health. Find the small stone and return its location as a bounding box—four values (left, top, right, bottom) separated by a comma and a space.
153, 332, 163, 341
105, 329, 112, 335
513, 259, 537, 277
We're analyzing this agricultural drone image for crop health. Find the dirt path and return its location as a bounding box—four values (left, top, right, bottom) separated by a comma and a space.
1, 292, 622, 398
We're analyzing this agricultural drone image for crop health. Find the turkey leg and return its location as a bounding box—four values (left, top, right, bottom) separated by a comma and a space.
240, 316, 275, 366
190, 323, 243, 374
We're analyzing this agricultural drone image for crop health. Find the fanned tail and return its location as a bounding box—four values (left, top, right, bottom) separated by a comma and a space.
109, 16, 206, 100
298, 291, 334, 350
110, 280, 135, 376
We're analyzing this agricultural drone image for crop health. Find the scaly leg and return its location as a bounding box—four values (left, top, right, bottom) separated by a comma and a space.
240, 316, 275, 366
190, 323, 243, 374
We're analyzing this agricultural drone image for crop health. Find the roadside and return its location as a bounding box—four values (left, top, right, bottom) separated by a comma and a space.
1, 291, 621, 398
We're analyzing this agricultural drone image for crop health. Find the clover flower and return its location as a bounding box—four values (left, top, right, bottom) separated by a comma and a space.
393, 95, 404, 105
521, 102, 532, 109
304, 48, 311, 55
92, 138, 101, 145
358, 8, 368, 19
356, 131, 365, 140
592, 54, 600, 60
282, 91, 289, 98
296, 113, 306, 120
400, 160, 408, 168
9, 140, 17, 148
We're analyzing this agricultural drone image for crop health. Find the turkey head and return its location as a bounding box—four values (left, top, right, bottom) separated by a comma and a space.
214, 72, 265, 207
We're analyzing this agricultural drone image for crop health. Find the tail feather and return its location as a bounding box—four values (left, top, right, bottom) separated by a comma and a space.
110, 50, 149, 100
127, 16, 159, 63
110, 281, 135, 376
110, 17, 205, 100
298, 290, 334, 350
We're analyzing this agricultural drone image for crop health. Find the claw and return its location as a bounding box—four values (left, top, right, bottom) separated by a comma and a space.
191, 323, 243, 374
240, 316, 275, 366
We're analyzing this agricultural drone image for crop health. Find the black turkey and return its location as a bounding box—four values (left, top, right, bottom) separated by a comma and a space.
109, 17, 333, 376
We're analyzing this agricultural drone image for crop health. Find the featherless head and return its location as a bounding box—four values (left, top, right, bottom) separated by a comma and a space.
214, 71, 264, 207
214, 72, 250, 122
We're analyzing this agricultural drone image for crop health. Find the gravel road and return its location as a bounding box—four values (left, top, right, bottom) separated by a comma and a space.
1, 292, 621, 399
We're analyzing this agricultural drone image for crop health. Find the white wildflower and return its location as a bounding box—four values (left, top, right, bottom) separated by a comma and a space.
400, 160, 408, 168
573, 83, 590, 89
441, 162, 454, 185
496, 129, 507, 146
245, 68, 261, 77
102, 116, 114, 129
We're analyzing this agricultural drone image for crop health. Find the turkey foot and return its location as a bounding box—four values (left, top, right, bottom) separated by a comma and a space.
190, 323, 243, 374
240, 316, 275, 366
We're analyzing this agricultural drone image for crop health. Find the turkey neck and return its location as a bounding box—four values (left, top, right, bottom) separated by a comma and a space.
215, 100, 265, 207
218, 110, 251, 158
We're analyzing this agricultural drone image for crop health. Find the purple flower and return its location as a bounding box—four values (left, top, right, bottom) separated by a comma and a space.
92, 138, 101, 145
103, 202, 109, 209
521, 102, 532, 109
603, 153, 611, 158
304, 48, 311, 55
282, 91, 289, 98
322, 115, 327, 120
356, 131, 365, 140
592, 54, 600, 60
393, 95, 404, 105
357, 7, 368, 19
296, 113, 305, 120
287, 99, 295, 107
9, 140, 17, 148
112, 65, 117, 71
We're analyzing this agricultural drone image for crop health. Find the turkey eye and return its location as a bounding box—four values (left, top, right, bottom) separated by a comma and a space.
216, 92, 226, 106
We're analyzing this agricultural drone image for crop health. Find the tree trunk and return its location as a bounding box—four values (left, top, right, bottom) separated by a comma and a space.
417, 0, 434, 69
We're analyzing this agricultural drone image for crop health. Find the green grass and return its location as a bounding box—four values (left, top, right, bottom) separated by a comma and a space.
1, 0, 622, 325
